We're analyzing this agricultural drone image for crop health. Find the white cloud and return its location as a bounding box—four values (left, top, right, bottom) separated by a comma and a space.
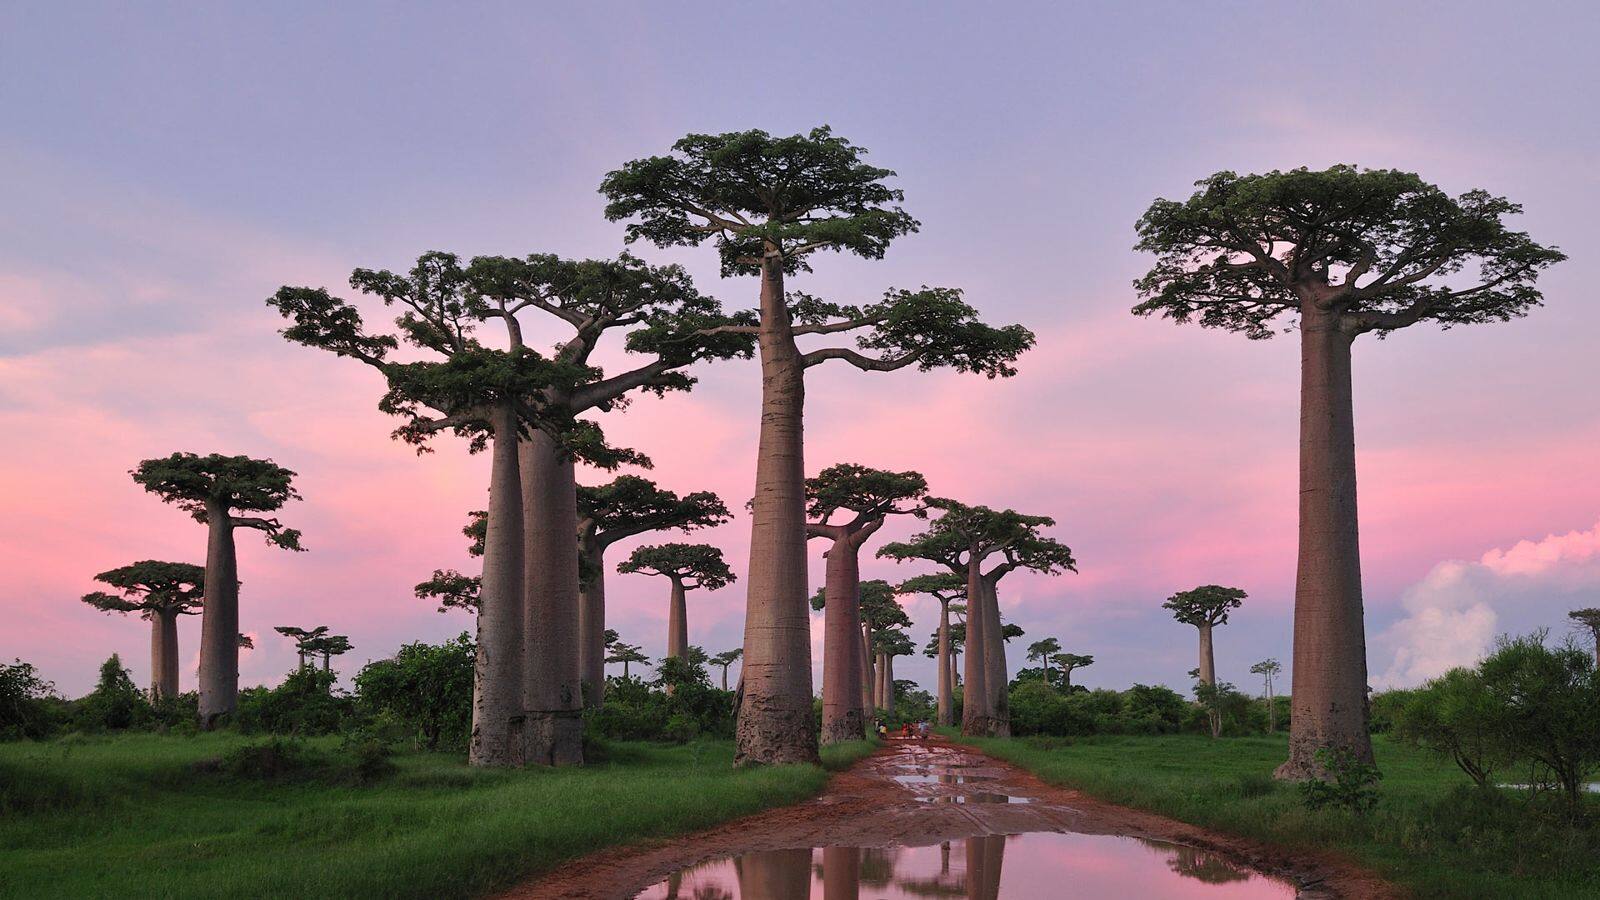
1376, 520, 1600, 688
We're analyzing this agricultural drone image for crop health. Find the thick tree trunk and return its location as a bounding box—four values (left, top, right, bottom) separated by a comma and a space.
736, 848, 812, 898
197, 503, 239, 729
1198, 622, 1219, 738
469, 407, 526, 767
966, 834, 1005, 900
860, 622, 875, 714
149, 610, 179, 700
960, 560, 990, 735
667, 577, 689, 659
936, 599, 952, 726
1277, 309, 1373, 780
521, 429, 584, 767
735, 254, 819, 765
821, 536, 867, 744
980, 577, 1009, 737
822, 845, 860, 900
578, 534, 607, 709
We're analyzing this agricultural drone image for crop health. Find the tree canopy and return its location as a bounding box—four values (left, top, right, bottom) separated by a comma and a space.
1163, 585, 1247, 628
81, 561, 205, 618
131, 453, 304, 550
579, 475, 730, 548
1132, 166, 1565, 340
617, 543, 735, 590
878, 497, 1076, 580
1027, 638, 1062, 665
805, 464, 927, 530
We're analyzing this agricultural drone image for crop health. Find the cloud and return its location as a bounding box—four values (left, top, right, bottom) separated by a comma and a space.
1376, 520, 1600, 687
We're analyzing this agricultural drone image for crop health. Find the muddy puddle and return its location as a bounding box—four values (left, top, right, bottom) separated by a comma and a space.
632, 743, 1297, 898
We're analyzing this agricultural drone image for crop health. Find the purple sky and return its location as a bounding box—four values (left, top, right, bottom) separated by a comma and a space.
3, 2, 1598, 697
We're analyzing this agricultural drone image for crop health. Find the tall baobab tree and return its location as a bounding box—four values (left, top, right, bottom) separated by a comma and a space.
875, 628, 914, 716
305, 633, 353, 672
880, 499, 1075, 737
1250, 658, 1283, 732
711, 648, 743, 691
606, 642, 649, 681
1132, 166, 1563, 777
577, 476, 729, 706
1164, 584, 1246, 738
80, 561, 205, 699
132, 453, 304, 728
603, 127, 1034, 765
272, 251, 750, 767
273, 625, 329, 668
617, 543, 735, 661
1026, 637, 1062, 686
1053, 652, 1094, 691
832, 580, 909, 716
806, 464, 927, 743
903, 573, 965, 726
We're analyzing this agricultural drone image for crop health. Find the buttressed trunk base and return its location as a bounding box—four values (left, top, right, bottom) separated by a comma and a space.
1276, 308, 1374, 780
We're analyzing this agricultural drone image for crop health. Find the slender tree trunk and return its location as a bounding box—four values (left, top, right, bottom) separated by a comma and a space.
470, 407, 525, 767
521, 428, 584, 766
980, 577, 1009, 737
736, 253, 818, 765
149, 610, 180, 700
861, 622, 875, 714
1277, 309, 1373, 780
578, 534, 607, 709
321, 653, 329, 673
883, 653, 896, 717
961, 560, 990, 735
1266, 674, 1277, 733
720, 666, 729, 691
197, 502, 239, 729
821, 535, 867, 744
667, 576, 689, 659
936, 599, 953, 726
1198, 622, 1219, 738
822, 845, 860, 900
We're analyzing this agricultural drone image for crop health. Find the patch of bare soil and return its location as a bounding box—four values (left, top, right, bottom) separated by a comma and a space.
503, 737, 1400, 899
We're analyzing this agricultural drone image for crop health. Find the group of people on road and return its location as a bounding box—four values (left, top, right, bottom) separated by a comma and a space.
874, 719, 932, 742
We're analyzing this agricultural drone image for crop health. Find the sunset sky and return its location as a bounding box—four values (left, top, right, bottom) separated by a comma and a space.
3, 2, 1597, 697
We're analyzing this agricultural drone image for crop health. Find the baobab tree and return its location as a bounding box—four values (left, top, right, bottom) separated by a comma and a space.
1250, 658, 1283, 732
132, 453, 304, 728
305, 633, 352, 672
272, 251, 750, 767
606, 642, 649, 681
875, 628, 915, 716
617, 543, 735, 661
903, 572, 965, 726
1026, 638, 1062, 686
1567, 609, 1600, 667
1164, 585, 1246, 739
577, 476, 729, 706
806, 464, 927, 744
603, 127, 1034, 765
1132, 166, 1563, 777
80, 561, 205, 699
880, 499, 1075, 737
711, 648, 743, 691
273, 625, 329, 668
854, 580, 911, 717
1053, 653, 1094, 691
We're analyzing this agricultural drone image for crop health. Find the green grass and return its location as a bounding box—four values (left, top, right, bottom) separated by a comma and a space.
955, 732, 1600, 899
0, 733, 831, 899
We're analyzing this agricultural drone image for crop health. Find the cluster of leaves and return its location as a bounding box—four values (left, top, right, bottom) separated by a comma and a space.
0, 659, 61, 740
1007, 680, 1192, 737
234, 666, 353, 736
1390, 631, 1600, 805
1298, 747, 1383, 815
586, 647, 735, 744
354, 633, 475, 751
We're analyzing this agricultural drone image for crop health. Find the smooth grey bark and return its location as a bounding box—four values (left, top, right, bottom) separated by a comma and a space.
469, 405, 526, 767
882, 652, 896, 716
820, 533, 869, 744
822, 845, 861, 900
1277, 307, 1374, 779
521, 429, 584, 767
936, 599, 953, 726
149, 609, 179, 700
197, 500, 239, 729
578, 533, 607, 708
860, 621, 875, 715
1197, 622, 1220, 738
666, 576, 689, 659
960, 554, 990, 735
735, 253, 819, 765
978, 577, 1009, 737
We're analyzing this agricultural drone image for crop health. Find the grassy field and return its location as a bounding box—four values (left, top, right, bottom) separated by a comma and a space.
0, 733, 871, 899
956, 732, 1600, 899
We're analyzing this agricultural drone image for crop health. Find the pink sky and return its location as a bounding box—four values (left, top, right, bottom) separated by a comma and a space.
3, 4, 1597, 696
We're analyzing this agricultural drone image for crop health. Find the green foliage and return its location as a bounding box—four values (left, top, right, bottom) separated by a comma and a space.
1132, 165, 1565, 340
235, 666, 353, 736
1163, 584, 1246, 628
579, 475, 730, 548
354, 634, 475, 751
1006, 681, 1190, 737
414, 568, 480, 614
1390, 674, 1501, 787
879, 497, 1076, 579
1299, 747, 1383, 815
588, 653, 734, 744
0, 659, 60, 740
804, 463, 927, 524
73, 655, 150, 732
131, 453, 304, 549
80, 560, 205, 617
617, 542, 735, 590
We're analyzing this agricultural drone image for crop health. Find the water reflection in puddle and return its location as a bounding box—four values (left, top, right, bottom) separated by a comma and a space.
916, 792, 1032, 804
636, 832, 1294, 898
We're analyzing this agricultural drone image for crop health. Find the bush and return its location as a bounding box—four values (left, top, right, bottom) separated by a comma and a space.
585, 652, 734, 744
0, 658, 60, 740
216, 737, 317, 779
73, 655, 151, 732
354, 634, 475, 751
236, 666, 353, 736
1119, 683, 1188, 734
1298, 746, 1382, 814
1392, 669, 1503, 787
